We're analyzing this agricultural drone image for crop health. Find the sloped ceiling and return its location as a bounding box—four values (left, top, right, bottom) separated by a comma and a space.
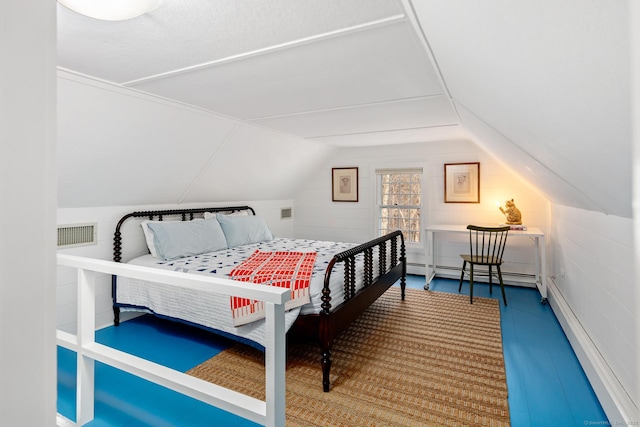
57, 0, 631, 217
411, 0, 631, 218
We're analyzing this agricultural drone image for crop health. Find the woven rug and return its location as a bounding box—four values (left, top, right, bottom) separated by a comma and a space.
188, 287, 510, 426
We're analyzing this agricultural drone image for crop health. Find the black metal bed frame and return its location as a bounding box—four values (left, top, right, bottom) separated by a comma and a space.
112, 205, 406, 392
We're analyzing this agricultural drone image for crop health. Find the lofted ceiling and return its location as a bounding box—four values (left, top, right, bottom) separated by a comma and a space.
56, 0, 632, 217
57, 0, 464, 147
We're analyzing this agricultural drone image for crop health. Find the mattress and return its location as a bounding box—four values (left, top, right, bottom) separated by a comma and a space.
115, 237, 382, 348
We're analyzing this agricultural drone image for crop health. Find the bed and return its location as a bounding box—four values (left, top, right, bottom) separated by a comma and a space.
112, 206, 406, 391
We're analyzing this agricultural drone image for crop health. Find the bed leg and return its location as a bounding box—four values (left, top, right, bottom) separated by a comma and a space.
321, 349, 332, 392
113, 306, 120, 326
401, 255, 407, 300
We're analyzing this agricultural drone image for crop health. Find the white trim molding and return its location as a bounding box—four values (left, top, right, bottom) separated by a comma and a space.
547, 278, 640, 424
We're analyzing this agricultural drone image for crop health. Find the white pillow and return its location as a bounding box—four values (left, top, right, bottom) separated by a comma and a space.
141, 220, 162, 258
141, 218, 207, 257
145, 217, 228, 260
217, 214, 273, 248
141, 218, 202, 257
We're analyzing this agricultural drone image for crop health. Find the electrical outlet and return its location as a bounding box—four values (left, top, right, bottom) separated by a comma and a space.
560, 268, 566, 279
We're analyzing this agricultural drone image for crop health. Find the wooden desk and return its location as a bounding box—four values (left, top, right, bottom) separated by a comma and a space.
425, 224, 547, 303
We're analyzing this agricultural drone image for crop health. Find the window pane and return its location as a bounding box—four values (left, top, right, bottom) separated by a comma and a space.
377, 170, 422, 242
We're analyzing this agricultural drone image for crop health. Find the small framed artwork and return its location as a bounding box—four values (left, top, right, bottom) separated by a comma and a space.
332, 167, 358, 202
444, 162, 480, 203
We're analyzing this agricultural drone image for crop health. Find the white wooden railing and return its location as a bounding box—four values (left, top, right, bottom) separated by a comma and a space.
56, 254, 289, 427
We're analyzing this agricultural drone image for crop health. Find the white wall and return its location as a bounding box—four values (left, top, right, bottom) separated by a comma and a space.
57, 70, 335, 209
630, 0, 640, 417
293, 140, 549, 280
57, 200, 294, 333
550, 205, 638, 422
0, 0, 57, 424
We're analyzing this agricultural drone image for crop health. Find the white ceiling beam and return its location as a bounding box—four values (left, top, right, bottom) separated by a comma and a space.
122, 14, 406, 87
246, 95, 441, 122
401, 0, 465, 137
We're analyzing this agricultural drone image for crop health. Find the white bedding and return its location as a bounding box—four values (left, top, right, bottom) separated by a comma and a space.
115, 238, 383, 348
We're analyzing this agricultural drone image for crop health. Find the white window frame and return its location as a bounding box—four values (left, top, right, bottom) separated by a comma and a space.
372, 165, 425, 247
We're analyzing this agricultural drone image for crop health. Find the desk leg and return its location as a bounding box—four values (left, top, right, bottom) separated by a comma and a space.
539, 236, 547, 304
533, 236, 548, 304
425, 231, 436, 290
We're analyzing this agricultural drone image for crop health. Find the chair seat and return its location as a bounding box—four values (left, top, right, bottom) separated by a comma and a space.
460, 254, 503, 265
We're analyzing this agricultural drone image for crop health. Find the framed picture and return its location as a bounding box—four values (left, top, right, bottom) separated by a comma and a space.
332, 167, 358, 202
444, 162, 480, 203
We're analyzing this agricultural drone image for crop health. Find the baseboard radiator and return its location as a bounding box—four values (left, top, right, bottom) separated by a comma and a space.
428, 264, 537, 286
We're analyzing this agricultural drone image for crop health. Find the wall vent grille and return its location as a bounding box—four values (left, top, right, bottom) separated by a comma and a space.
280, 207, 292, 220
57, 223, 97, 248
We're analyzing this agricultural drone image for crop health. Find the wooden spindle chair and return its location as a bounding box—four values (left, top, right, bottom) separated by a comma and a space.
459, 225, 510, 305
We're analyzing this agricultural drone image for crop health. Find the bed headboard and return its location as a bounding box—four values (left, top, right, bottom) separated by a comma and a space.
113, 206, 255, 262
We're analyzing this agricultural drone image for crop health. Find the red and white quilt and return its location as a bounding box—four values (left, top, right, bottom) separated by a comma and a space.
229, 250, 316, 326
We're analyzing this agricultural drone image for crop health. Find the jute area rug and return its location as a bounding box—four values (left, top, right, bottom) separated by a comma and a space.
188, 288, 510, 426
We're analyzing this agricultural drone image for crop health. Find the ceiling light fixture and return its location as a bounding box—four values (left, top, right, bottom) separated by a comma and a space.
58, 0, 163, 21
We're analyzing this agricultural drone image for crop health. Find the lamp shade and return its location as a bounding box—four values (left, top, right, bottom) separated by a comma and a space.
58, 0, 163, 21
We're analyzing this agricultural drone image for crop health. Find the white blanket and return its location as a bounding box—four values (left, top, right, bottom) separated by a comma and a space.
116, 238, 378, 348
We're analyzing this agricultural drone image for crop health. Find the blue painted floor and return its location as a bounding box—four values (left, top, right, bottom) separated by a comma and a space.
58, 276, 608, 426
429, 277, 608, 426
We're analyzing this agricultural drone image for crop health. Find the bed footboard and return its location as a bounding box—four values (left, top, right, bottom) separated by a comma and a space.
293, 230, 407, 392
322, 230, 406, 314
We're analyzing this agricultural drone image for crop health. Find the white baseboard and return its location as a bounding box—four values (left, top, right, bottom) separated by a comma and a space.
547, 278, 639, 423
425, 265, 538, 288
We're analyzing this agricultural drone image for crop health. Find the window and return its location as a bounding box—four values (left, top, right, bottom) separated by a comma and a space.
376, 168, 422, 243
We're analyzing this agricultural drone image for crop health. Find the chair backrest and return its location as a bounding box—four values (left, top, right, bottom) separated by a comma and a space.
466, 225, 510, 264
